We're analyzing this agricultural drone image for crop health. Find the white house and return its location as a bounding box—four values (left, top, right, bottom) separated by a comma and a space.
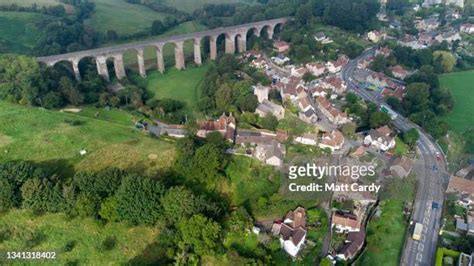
253, 84, 270, 103
363, 126, 396, 151
305, 62, 326, 77
319, 130, 345, 151
272, 207, 307, 257
461, 23, 474, 34
295, 133, 318, 146
254, 140, 286, 167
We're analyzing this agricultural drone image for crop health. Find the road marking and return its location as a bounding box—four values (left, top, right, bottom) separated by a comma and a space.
416, 253, 423, 262
418, 243, 424, 252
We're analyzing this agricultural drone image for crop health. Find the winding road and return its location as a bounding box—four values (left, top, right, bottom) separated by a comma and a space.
341, 48, 449, 266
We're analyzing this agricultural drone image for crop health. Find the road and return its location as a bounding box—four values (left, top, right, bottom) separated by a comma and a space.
341, 48, 449, 266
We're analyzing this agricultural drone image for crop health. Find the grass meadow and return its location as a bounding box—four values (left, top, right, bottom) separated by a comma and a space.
0, 209, 160, 265
0, 101, 175, 176
439, 70, 474, 135
0, 11, 50, 54
162, 0, 256, 13
85, 0, 169, 35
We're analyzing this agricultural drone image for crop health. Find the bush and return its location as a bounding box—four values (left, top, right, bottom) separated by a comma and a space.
99, 236, 117, 251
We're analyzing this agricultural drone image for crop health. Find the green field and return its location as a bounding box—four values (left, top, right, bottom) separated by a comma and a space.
131, 65, 209, 115
0, 0, 59, 7
86, 0, 169, 35
0, 209, 159, 265
0, 11, 50, 54
0, 101, 175, 176
439, 70, 474, 134
163, 0, 255, 13
357, 200, 407, 266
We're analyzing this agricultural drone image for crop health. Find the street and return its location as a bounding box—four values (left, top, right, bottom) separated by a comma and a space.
341, 48, 449, 266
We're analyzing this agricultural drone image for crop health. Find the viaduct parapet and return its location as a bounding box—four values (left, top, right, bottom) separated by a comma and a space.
37, 18, 289, 81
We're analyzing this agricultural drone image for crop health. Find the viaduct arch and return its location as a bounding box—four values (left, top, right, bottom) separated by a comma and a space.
37, 18, 289, 81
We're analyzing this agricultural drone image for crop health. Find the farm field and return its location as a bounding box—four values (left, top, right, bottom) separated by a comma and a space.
86, 0, 169, 35
439, 70, 474, 134
0, 209, 160, 265
0, 11, 50, 54
0, 101, 175, 176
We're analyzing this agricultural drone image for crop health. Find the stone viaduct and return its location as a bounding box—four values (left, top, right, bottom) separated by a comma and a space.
37, 18, 289, 81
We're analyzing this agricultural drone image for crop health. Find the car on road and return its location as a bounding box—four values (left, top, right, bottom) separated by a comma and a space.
432, 165, 438, 172
432, 201, 439, 210
436, 152, 442, 161
413, 223, 423, 241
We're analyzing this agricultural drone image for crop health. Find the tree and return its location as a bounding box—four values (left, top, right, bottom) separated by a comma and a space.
371, 55, 388, 72
42, 91, 63, 109
0, 178, 17, 211
260, 113, 279, 131
369, 111, 391, 128
115, 175, 163, 225
340, 122, 357, 138
302, 72, 316, 82
177, 214, 221, 256
192, 144, 224, 184
403, 82, 431, 114
433, 51, 456, 73
151, 20, 165, 35
402, 128, 419, 148
237, 93, 258, 112
99, 196, 119, 222
74, 192, 99, 217
160, 186, 203, 224
60, 77, 83, 106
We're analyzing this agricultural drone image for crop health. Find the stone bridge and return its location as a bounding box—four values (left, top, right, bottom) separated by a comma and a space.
37, 18, 289, 81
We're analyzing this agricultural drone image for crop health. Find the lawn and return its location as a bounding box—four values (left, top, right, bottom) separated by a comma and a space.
132, 65, 209, 115
0, 209, 160, 265
86, 0, 169, 35
0, 101, 175, 176
0, 11, 50, 54
393, 137, 409, 156
439, 70, 474, 134
356, 200, 407, 266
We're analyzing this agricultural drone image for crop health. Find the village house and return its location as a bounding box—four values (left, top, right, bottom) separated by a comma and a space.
256, 100, 286, 120
389, 65, 409, 80
291, 66, 308, 78
197, 113, 236, 142
316, 97, 350, 125
273, 40, 290, 53
375, 46, 391, 57
314, 32, 332, 44
381, 85, 405, 101
390, 156, 414, 178
416, 17, 439, 31
148, 120, 187, 138
235, 129, 275, 146
253, 84, 270, 103
271, 54, 290, 65
358, 56, 374, 69
320, 76, 347, 94
295, 133, 318, 146
398, 35, 425, 49
461, 23, 474, 34
299, 109, 319, 123
447, 176, 474, 197
305, 62, 326, 77
366, 71, 389, 88
363, 126, 396, 152
435, 31, 461, 43
251, 57, 268, 69
336, 229, 366, 261
276, 77, 306, 101
367, 30, 386, 43
326, 55, 349, 73
254, 140, 286, 167
332, 212, 361, 233
319, 130, 345, 151
272, 207, 307, 257
298, 95, 314, 113
308, 85, 327, 98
